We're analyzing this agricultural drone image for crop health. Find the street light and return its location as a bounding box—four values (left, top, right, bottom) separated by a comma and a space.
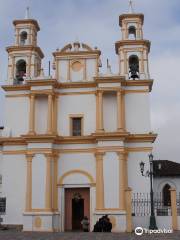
139, 153, 158, 230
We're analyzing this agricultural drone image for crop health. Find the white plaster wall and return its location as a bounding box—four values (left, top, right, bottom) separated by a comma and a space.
103, 93, 117, 132
58, 94, 96, 136
71, 68, 83, 82
103, 152, 119, 208
86, 59, 96, 81
128, 152, 150, 193
58, 153, 96, 183
4, 97, 29, 137
32, 154, 46, 209
35, 97, 48, 134
125, 93, 151, 133
58, 60, 68, 82
2, 154, 26, 224
133, 216, 172, 230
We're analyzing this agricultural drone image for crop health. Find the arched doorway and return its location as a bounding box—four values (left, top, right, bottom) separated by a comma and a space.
163, 184, 171, 206
65, 188, 90, 231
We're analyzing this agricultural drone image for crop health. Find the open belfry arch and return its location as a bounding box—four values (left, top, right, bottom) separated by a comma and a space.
0, 4, 157, 232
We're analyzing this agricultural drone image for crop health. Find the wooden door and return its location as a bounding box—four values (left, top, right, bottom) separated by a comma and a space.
65, 188, 90, 231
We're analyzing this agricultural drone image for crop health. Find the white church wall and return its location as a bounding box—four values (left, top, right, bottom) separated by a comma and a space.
103, 93, 117, 132
71, 65, 83, 82
133, 216, 172, 230
4, 97, 29, 137
2, 154, 26, 224
86, 59, 96, 81
35, 96, 48, 134
58, 60, 68, 82
103, 152, 119, 208
32, 154, 46, 209
125, 93, 151, 133
58, 153, 96, 182
58, 94, 96, 136
128, 152, 150, 193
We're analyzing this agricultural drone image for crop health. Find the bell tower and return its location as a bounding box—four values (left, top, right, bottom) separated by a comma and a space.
115, 2, 150, 80
6, 8, 44, 84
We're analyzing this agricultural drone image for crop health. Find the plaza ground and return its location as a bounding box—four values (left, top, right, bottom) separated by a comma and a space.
0, 232, 180, 240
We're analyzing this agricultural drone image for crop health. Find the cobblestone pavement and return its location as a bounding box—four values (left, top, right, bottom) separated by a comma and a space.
0, 231, 180, 240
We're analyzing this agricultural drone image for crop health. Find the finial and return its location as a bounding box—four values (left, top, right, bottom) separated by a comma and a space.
25, 6, 30, 19
128, 0, 134, 13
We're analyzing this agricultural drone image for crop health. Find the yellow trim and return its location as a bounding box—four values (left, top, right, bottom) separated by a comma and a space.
6, 94, 29, 98
125, 89, 149, 94
126, 147, 153, 152
58, 169, 95, 185
59, 91, 96, 96
25, 154, 34, 212
95, 152, 105, 209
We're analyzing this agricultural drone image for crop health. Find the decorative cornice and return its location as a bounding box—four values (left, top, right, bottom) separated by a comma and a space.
0, 133, 157, 146
122, 80, 153, 92
13, 19, 40, 31
119, 13, 144, 27
126, 133, 157, 143
115, 40, 151, 54
94, 75, 126, 83
26, 79, 58, 87
57, 81, 97, 89
2, 85, 30, 91
6, 45, 44, 58
53, 50, 101, 57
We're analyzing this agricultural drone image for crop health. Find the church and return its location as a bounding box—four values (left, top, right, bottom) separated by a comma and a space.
0, 4, 157, 232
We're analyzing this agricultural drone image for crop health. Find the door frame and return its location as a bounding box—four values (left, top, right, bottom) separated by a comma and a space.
59, 185, 92, 232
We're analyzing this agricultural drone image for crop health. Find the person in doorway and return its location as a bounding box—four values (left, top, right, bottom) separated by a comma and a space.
81, 216, 89, 232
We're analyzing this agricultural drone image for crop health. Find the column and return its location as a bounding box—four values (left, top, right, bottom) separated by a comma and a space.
170, 188, 178, 230
52, 95, 58, 135
95, 152, 104, 209
47, 94, 53, 134
117, 90, 123, 132
121, 91, 126, 130
45, 154, 53, 210
27, 55, 31, 78
118, 152, 128, 210
11, 56, 15, 80
29, 94, 35, 135
96, 91, 104, 132
53, 154, 59, 210
25, 154, 34, 211
125, 187, 133, 232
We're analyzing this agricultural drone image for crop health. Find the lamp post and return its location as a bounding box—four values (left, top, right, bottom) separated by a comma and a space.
139, 153, 158, 230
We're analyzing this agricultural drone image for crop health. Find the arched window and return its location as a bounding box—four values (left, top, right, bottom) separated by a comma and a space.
129, 55, 139, 79
128, 26, 136, 40
20, 31, 27, 45
163, 184, 171, 206
16, 60, 26, 84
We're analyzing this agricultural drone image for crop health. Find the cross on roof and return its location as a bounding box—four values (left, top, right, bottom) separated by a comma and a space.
128, 0, 134, 13
25, 6, 30, 19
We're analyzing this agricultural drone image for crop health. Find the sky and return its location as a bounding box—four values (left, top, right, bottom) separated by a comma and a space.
0, 0, 180, 162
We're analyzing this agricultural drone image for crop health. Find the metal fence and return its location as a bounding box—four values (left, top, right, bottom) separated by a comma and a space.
177, 192, 180, 216
132, 193, 173, 217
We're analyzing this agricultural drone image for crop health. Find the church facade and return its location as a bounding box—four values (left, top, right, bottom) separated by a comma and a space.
0, 9, 157, 232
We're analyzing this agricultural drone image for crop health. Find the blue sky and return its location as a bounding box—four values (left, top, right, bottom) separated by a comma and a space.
0, 0, 180, 161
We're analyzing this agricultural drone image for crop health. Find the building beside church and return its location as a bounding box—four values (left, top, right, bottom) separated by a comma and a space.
0, 6, 157, 232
